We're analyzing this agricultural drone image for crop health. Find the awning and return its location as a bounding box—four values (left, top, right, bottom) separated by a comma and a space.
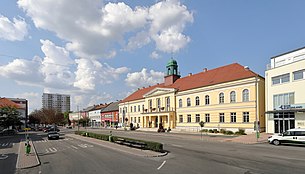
266, 109, 305, 114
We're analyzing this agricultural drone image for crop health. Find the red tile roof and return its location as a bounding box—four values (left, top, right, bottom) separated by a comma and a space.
0, 98, 21, 109
121, 63, 260, 103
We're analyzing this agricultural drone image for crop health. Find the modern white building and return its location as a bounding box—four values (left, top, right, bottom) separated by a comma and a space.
265, 47, 305, 133
42, 93, 70, 113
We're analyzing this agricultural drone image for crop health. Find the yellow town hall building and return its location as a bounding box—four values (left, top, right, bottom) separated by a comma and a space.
119, 59, 265, 133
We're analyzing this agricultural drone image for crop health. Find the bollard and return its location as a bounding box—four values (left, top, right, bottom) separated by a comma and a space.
25, 143, 31, 155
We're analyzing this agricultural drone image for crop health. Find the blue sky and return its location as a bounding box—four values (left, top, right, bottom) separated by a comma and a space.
1, 0, 305, 112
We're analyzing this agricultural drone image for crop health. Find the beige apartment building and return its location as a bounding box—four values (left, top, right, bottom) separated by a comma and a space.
120, 59, 265, 133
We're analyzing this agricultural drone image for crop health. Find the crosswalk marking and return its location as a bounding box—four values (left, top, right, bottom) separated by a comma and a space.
35, 138, 73, 143
71, 145, 78, 149
0, 143, 12, 147
45, 147, 57, 153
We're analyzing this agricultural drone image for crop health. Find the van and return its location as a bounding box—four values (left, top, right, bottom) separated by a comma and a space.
268, 128, 305, 146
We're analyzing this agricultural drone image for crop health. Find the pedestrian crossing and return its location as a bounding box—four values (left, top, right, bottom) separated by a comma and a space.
0, 142, 14, 147
35, 138, 73, 143
43, 143, 94, 154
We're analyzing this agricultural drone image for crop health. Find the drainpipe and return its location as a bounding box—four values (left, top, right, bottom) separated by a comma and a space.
255, 75, 259, 142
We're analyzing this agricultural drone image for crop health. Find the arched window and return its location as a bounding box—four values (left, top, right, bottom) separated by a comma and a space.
219, 93, 224, 104
243, 89, 249, 102
205, 95, 210, 105
179, 99, 182, 108
230, 91, 236, 103
195, 96, 200, 106
187, 98, 191, 107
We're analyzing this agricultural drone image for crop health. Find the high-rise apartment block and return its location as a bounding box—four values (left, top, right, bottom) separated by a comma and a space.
42, 93, 71, 113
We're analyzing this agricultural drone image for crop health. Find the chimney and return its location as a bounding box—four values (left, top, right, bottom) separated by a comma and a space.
188, 73, 192, 76
203, 68, 208, 72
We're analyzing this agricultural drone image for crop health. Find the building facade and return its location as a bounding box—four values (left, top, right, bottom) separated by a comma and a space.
101, 102, 119, 127
265, 47, 305, 133
120, 59, 265, 133
42, 93, 70, 113
88, 104, 108, 128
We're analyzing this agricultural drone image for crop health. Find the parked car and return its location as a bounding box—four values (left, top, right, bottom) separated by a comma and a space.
66, 126, 72, 129
48, 131, 59, 140
268, 128, 305, 146
0, 129, 17, 136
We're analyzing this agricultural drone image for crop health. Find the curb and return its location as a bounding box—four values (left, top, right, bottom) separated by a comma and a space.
16, 139, 41, 169
147, 151, 168, 157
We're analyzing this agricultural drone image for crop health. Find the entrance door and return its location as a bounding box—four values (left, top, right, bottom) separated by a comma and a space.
155, 117, 158, 128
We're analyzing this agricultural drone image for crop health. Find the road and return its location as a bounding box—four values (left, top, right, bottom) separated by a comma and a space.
1, 128, 305, 174
0, 134, 23, 174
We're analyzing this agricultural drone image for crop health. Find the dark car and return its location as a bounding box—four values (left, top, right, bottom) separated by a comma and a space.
48, 131, 59, 140
0, 129, 17, 136
48, 127, 60, 132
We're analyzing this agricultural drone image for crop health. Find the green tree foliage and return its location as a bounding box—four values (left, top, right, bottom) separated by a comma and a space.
0, 106, 22, 129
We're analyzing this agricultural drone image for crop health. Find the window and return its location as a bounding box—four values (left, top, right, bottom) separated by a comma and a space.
243, 112, 249, 122
205, 95, 210, 105
242, 89, 249, 102
294, 131, 305, 136
205, 114, 210, 123
230, 91, 236, 103
179, 115, 183, 123
179, 99, 182, 108
157, 98, 161, 109
195, 114, 200, 122
134, 106, 136, 112
219, 113, 225, 123
149, 100, 152, 108
187, 114, 191, 123
131, 106, 133, 112
187, 98, 191, 107
219, 93, 224, 104
293, 70, 304, 81
142, 105, 144, 112
195, 96, 200, 106
138, 117, 140, 123
273, 92, 295, 109
131, 117, 133, 122
166, 97, 170, 110
272, 73, 290, 85
120, 108, 122, 113
230, 112, 236, 123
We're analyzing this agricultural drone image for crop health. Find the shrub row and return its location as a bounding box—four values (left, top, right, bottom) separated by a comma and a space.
200, 128, 246, 135
75, 131, 163, 152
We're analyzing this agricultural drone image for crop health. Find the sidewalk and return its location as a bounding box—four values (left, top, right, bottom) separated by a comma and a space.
221, 132, 271, 144
66, 134, 167, 157
16, 140, 40, 169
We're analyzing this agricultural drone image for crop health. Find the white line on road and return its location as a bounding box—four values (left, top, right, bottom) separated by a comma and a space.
171, 144, 183, 148
49, 147, 57, 152
71, 145, 78, 149
0, 154, 8, 160
157, 161, 166, 170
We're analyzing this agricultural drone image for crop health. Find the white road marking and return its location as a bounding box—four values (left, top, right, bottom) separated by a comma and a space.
49, 147, 57, 152
71, 145, 78, 149
171, 144, 183, 148
45, 149, 49, 153
157, 160, 166, 170
0, 154, 8, 160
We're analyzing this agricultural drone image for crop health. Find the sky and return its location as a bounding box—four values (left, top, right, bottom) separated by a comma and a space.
1, 0, 305, 113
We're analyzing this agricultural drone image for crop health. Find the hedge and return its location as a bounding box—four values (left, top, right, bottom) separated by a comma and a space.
75, 131, 163, 152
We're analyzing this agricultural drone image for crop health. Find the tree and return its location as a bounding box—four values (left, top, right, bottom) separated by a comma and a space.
0, 106, 22, 129
28, 108, 65, 125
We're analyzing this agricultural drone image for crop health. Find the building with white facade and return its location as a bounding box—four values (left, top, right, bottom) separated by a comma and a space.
265, 47, 305, 133
42, 93, 70, 113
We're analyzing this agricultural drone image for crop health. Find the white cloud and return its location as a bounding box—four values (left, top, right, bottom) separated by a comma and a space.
73, 58, 129, 90
0, 15, 28, 41
150, 51, 160, 59
18, 0, 193, 57
0, 57, 43, 84
125, 68, 164, 87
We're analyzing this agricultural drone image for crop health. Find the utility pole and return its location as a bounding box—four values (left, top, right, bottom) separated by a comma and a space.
77, 105, 80, 132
